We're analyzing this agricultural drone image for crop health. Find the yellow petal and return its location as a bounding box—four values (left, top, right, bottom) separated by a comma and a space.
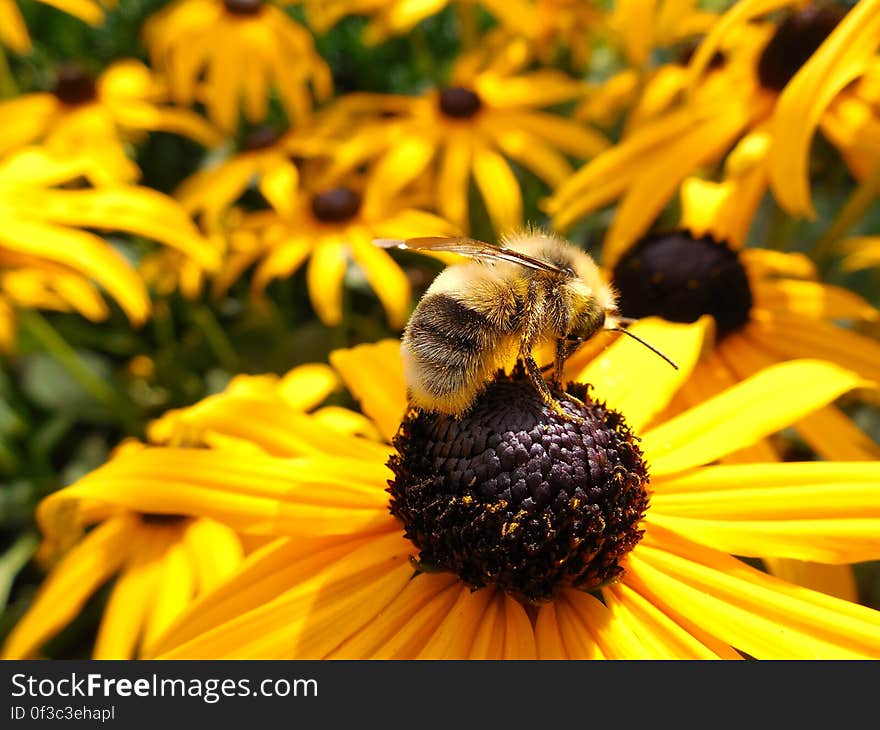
642, 360, 871, 476
417, 585, 495, 659
763, 559, 857, 602
329, 573, 461, 659
0, 0, 31, 52
437, 133, 472, 231
307, 237, 348, 326
35, 187, 218, 270
258, 159, 299, 219
329, 339, 408, 444
628, 527, 880, 659
0, 218, 150, 324
752, 278, 879, 321
181, 518, 244, 594
277, 363, 339, 412
769, 0, 880, 217
471, 141, 522, 235
349, 225, 412, 329
1, 515, 134, 659
160, 532, 415, 658
602, 582, 736, 659
570, 316, 712, 432
840, 236, 880, 272
92, 530, 166, 659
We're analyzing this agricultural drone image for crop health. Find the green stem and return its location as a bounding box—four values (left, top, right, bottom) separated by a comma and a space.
0, 532, 39, 610
191, 305, 238, 371
812, 166, 880, 265
19, 310, 128, 418
0, 46, 18, 99
410, 26, 437, 84
456, 4, 478, 52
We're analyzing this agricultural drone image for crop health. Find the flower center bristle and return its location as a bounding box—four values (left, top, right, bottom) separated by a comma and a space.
757, 4, 846, 92
139, 513, 190, 526
223, 0, 263, 15
388, 370, 649, 604
241, 124, 283, 151
438, 86, 483, 119
310, 187, 361, 223
611, 231, 753, 340
52, 63, 97, 106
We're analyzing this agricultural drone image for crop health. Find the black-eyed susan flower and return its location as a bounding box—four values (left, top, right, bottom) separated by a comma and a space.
174, 123, 331, 232
143, 0, 332, 132
766, 0, 880, 217
212, 161, 456, 329
29, 334, 880, 659
548, 0, 878, 259
600, 173, 880, 465
0, 147, 217, 348
0, 60, 221, 184
0, 361, 377, 659
320, 56, 608, 236
0, 0, 110, 53
1, 512, 244, 660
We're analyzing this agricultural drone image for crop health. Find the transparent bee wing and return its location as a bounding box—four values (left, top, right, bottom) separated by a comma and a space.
374, 236, 566, 274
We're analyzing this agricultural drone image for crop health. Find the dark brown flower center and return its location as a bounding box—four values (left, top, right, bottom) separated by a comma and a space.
223, 0, 263, 15
139, 513, 190, 526
310, 187, 361, 223
757, 4, 847, 92
388, 370, 649, 604
241, 124, 283, 151
438, 86, 483, 119
52, 63, 97, 106
611, 231, 753, 341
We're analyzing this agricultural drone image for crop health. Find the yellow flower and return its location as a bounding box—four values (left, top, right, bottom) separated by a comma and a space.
548, 0, 878, 260
0, 60, 221, 184
0, 362, 375, 659
212, 159, 456, 328
321, 56, 608, 235
599, 173, 880, 467
767, 0, 880, 217
0, 0, 111, 53
174, 123, 332, 232
30, 334, 880, 659
0, 148, 218, 349
143, 0, 332, 132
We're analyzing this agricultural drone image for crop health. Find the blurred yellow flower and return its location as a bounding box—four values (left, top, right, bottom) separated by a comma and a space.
214, 159, 456, 328
549, 0, 880, 259
0, 148, 218, 349
600, 172, 880, 465
0, 0, 112, 53
31, 336, 880, 659
0, 361, 381, 659
321, 56, 607, 235
0, 60, 221, 183
143, 0, 332, 132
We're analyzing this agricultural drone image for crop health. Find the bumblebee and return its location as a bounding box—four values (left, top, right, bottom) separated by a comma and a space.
377, 230, 676, 418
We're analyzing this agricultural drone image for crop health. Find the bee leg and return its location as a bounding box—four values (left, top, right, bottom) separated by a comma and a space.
550, 337, 580, 389
522, 353, 586, 424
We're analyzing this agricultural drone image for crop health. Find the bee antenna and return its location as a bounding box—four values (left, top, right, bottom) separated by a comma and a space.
612, 327, 679, 370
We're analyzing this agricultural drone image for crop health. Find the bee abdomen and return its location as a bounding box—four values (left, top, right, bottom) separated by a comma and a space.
403, 293, 503, 416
